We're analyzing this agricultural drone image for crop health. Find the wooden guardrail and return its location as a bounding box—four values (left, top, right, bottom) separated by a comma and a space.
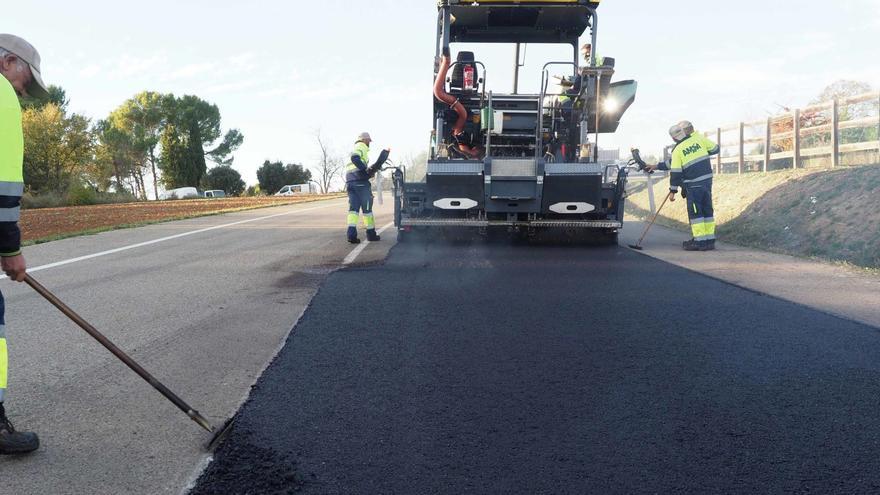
703, 91, 880, 173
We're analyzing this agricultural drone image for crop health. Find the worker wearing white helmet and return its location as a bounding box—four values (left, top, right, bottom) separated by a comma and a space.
647, 120, 720, 251
344, 132, 390, 244
0, 33, 49, 455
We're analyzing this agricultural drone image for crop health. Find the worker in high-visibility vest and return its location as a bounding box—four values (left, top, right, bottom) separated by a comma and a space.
581, 43, 605, 68
344, 132, 389, 244
0, 33, 50, 455
647, 121, 720, 251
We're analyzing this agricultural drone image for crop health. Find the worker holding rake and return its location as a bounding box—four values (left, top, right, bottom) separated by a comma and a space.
646, 121, 720, 251
0, 33, 50, 455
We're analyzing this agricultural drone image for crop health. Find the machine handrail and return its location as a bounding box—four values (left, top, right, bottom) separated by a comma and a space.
538, 61, 578, 160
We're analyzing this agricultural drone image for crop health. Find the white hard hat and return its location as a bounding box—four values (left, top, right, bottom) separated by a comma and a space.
358, 132, 372, 142
669, 120, 694, 142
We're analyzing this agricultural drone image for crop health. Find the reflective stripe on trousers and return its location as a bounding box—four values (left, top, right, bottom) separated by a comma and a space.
1, 291, 6, 402
347, 184, 375, 231
685, 180, 716, 241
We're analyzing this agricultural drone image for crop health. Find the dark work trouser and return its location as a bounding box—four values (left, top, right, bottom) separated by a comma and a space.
684, 179, 716, 242
346, 182, 375, 239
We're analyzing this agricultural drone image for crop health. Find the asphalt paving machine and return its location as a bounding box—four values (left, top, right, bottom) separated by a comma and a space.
390, 0, 637, 243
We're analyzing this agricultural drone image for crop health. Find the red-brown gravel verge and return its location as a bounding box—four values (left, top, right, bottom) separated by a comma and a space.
20, 195, 343, 245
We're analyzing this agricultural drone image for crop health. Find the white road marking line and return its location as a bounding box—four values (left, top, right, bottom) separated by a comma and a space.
343, 222, 395, 265
6, 201, 344, 279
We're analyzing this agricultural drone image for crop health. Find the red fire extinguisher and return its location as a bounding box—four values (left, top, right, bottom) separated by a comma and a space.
463, 65, 475, 92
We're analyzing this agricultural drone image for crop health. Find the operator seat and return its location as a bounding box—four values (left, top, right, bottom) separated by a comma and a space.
450, 51, 480, 93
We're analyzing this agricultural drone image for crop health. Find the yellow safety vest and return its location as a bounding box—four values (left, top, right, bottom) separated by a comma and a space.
345, 141, 371, 183
0, 76, 23, 232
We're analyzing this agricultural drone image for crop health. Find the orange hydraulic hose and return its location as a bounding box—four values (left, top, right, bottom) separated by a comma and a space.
433, 54, 481, 159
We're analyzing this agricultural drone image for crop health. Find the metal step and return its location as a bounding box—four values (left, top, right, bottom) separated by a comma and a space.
401, 218, 622, 229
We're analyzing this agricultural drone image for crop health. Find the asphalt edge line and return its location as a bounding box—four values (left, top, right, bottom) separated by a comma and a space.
624, 244, 880, 332
342, 222, 395, 265
183, 219, 395, 492
179, 279, 329, 495
3, 200, 344, 280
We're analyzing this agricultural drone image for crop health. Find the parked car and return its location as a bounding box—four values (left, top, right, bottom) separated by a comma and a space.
158, 187, 199, 200
203, 190, 226, 198
274, 183, 317, 196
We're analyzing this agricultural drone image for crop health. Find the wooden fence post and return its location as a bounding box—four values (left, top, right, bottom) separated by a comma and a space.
793, 109, 801, 169
764, 117, 771, 173
716, 127, 722, 173
831, 98, 839, 168
738, 121, 744, 174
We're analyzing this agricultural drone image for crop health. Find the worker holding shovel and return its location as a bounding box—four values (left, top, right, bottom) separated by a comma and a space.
646, 121, 720, 251
0, 33, 51, 455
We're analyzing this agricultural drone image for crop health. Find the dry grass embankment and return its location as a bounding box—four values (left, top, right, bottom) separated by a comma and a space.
626, 166, 880, 269
20, 194, 345, 245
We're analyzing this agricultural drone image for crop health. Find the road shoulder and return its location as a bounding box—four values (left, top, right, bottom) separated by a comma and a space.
620, 221, 880, 329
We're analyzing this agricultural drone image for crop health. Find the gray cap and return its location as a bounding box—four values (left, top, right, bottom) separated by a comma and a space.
358, 132, 372, 142
0, 34, 50, 100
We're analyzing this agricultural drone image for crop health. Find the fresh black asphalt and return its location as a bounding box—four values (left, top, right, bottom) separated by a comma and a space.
192, 241, 880, 494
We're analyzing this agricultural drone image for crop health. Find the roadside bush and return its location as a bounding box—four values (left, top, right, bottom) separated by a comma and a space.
66, 185, 98, 206
21, 191, 65, 209
95, 191, 138, 204
22, 189, 140, 209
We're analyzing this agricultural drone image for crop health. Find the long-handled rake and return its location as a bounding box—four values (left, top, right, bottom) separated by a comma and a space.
24, 274, 234, 451
628, 192, 671, 251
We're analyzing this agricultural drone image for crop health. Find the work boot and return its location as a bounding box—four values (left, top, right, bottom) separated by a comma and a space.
0, 404, 39, 455
682, 238, 700, 251
347, 226, 360, 244
366, 230, 381, 242
700, 239, 716, 251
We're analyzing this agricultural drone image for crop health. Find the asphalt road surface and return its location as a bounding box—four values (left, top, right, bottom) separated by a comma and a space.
0, 198, 393, 495
193, 239, 880, 494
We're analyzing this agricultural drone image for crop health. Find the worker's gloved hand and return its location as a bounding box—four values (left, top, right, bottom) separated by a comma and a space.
680, 188, 687, 199
668, 190, 677, 202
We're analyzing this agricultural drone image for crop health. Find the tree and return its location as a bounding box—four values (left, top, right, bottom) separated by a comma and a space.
811, 80, 877, 144
256, 160, 312, 195
256, 160, 287, 195
108, 92, 166, 199
284, 163, 312, 185
405, 151, 429, 182
158, 94, 243, 188
159, 123, 189, 188
20, 84, 68, 110
94, 119, 139, 194
205, 165, 245, 196
21, 103, 94, 193
313, 129, 344, 193
171, 95, 243, 165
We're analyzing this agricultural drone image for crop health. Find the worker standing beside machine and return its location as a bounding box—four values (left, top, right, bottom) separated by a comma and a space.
646, 121, 719, 251
344, 132, 389, 244
0, 33, 50, 455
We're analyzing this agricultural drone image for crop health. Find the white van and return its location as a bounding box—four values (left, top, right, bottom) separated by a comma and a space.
203, 190, 226, 198
159, 187, 199, 200
274, 184, 317, 196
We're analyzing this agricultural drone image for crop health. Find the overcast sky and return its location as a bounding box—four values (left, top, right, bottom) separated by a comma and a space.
7, 0, 879, 185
